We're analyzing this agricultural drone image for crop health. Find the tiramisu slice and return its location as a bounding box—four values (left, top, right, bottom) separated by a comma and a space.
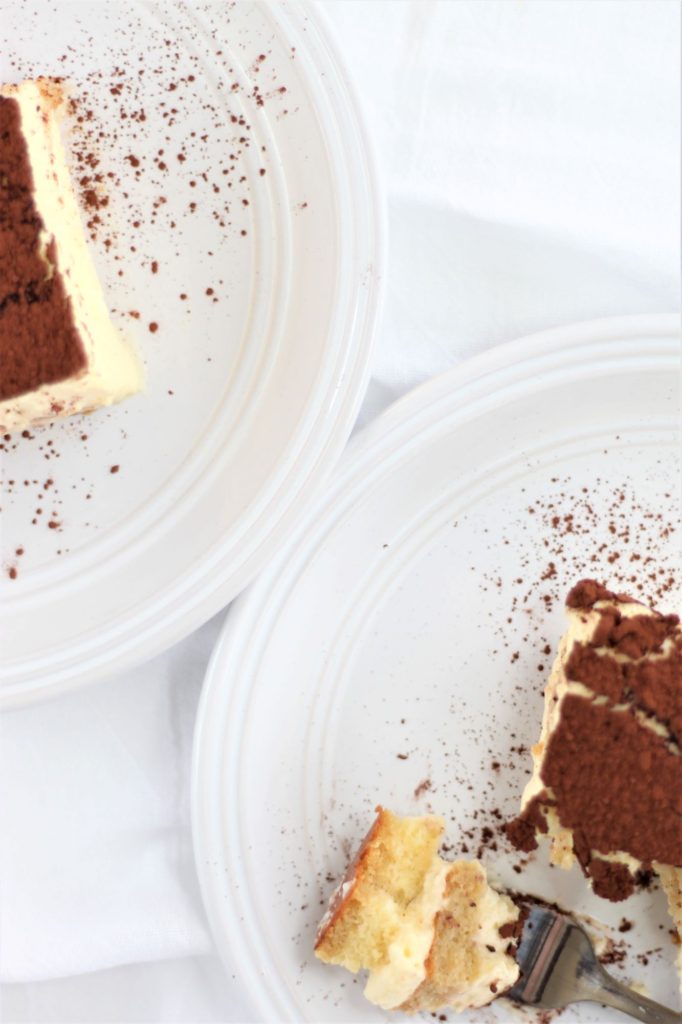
315, 808, 519, 1013
507, 580, 682, 979
0, 79, 141, 433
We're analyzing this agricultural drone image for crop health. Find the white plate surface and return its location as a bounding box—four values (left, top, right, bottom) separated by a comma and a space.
0, 0, 382, 705
193, 315, 682, 1023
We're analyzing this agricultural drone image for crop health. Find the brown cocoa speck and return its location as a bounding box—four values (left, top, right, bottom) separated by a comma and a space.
110, 465, 120, 474
148, 322, 159, 333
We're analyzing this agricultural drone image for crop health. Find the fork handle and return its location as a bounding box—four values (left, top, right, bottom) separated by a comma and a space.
582, 966, 682, 1024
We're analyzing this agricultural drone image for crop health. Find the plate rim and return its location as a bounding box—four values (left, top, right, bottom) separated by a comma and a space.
191, 312, 681, 1022
0, 0, 387, 708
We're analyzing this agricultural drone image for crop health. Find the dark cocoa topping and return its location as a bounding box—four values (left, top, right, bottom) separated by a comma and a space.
0, 93, 87, 402
566, 578, 644, 611
504, 806, 547, 853
498, 920, 519, 939
631, 651, 682, 744
567, 634, 682, 745
540, 694, 681, 870
565, 645, 623, 702
508, 791, 641, 901
585, 856, 636, 902
568, 586, 682, 741
591, 608, 679, 659
566, 580, 617, 608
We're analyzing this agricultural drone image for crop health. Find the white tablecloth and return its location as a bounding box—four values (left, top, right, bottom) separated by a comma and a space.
2, 1, 679, 1019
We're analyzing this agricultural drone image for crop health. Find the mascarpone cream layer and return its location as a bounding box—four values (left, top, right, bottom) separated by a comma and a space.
364, 858, 451, 1009
365, 859, 519, 1011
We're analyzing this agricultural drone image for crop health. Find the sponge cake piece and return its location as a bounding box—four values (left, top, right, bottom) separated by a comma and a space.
315, 808, 519, 1013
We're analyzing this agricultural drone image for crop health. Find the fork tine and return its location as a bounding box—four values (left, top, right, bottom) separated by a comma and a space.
507, 905, 572, 1005
505, 902, 682, 1024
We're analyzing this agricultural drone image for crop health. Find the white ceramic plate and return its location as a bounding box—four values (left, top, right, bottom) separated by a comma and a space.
0, 1, 383, 705
193, 315, 681, 1023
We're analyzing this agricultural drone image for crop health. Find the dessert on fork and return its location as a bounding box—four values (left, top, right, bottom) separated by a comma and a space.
315, 808, 520, 1013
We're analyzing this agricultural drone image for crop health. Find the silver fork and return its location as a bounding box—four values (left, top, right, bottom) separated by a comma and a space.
506, 903, 682, 1023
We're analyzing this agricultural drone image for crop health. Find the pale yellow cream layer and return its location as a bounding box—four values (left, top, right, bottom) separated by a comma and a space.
364, 858, 451, 1009
364, 858, 518, 1011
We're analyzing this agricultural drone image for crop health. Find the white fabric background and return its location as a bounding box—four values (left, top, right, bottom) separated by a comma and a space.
1, 0, 679, 1020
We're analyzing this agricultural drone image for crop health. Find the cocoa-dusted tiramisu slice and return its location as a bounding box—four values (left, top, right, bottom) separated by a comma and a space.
507, 580, 682, 980
315, 808, 520, 1013
0, 79, 141, 433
